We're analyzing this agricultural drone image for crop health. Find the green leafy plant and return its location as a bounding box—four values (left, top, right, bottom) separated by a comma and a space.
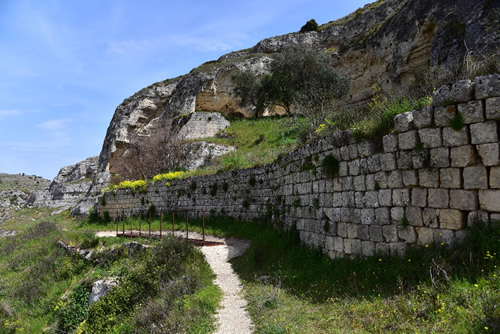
300, 19, 319, 32
449, 112, 464, 131
321, 155, 340, 177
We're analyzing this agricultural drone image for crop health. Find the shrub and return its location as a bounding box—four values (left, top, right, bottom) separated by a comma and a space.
450, 112, 464, 131
300, 19, 319, 32
321, 155, 340, 177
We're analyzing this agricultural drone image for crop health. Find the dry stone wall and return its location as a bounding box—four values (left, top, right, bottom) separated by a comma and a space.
97, 75, 500, 259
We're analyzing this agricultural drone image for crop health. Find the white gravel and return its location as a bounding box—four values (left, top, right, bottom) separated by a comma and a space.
201, 238, 253, 334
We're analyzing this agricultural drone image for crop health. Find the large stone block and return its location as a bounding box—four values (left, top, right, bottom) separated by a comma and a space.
358, 141, 376, 157
344, 238, 362, 255
391, 206, 405, 223
418, 128, 442, 148
348, 159, 360, 176
450, 190, 478, 211
442, 126, 469, 147
337, 222, 347, 237
363, 191, 379, 208
412, 149, 430, 169
479, 190, 500, 212
390, 242, 407, 256
388, 170, 404, 188
374, 172, 389, 189
383, 134, 398, 152
377, 190, 393, 208
434, 229, 455, 246
463, 166, 488, 189
396, 151, 413, 170
398, 226, 417, 243
393, 189, 410, 206
380, 153, 397, 171
440, 168, 462, 189
367, 155, 382, 173
406, 206, 423, 226
375, 243, 390, 255
432, 80, 474, 107
430, 147, 450, 168
485, 97, 500, 120
362, 241, 375, 257
439, 209, 465, 230
417, 227, 434, 245
457, 100, 484, 124
413, 106, 433, 129
477, 143, 500, 166
422, 208, 439, 228
375, 207, 391, 225
470, 121, 498, 144
412, 188, 427, 207
402, 170, 419, 187
369, 225, 384, 242
491, 167, 500, 189
383, 224, 398, 242
398, 130, 418, 150
450, 145, 477, 167
358, 225, 369, 240
353, 175, 366, 192
419, 169, 439, 188
434, 105, 457, 127
428, 188, 449, 208
475, 74, 500, 99
394, 111, 415, 132
361, 208, 375, 225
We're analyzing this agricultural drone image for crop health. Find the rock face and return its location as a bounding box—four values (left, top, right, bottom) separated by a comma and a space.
75, 0, 500, 215
88, 278, 118, 306
28, 156, 99, 213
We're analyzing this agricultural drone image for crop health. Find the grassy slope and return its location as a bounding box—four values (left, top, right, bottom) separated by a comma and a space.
0, 209, 221, 333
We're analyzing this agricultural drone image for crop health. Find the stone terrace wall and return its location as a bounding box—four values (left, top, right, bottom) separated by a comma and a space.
97, 75, 500, 259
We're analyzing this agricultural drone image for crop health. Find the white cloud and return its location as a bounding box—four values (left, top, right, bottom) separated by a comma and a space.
0, 109, 22, 120
36, 118, 72, 130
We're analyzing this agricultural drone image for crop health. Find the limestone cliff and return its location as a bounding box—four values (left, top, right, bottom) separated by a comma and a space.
73, 0, 500, 216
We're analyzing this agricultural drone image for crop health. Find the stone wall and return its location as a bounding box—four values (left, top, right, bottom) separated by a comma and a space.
97, 75, 500, 259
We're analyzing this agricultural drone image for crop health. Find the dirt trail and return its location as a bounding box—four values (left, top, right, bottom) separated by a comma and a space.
96, 231, 254, 333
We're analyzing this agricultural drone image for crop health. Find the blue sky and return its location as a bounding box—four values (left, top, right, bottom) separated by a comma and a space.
0, 0, 371, 180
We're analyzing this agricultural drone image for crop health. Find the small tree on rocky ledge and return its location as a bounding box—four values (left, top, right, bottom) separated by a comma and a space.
300, 19, 319, 33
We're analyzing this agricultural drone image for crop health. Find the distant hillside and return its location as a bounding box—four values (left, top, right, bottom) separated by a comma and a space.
0, 173, 50, 192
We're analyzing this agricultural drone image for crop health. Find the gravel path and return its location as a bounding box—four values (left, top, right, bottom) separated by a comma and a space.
201, 238, 253, 334
95, 230, 254, 333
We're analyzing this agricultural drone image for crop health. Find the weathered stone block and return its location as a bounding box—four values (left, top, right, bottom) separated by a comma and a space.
477, 143, 500, 166
422, 208, 439, 228
412, 149, 430, 169
393, 189, 410, 206
450, 145, 477, 167
363, 191, 379, 208
391, 206, 404, 223
434, 105, 457, 127
358, 141, 376, 157
463, 166, 488, 189
355, 192, 364, 208
383, 225, 398, 242
450, 190, 478, 211
383, 134, 398, 152
432, 80, 474, 107
388, 170, 403, 188
398, 130, 418, 150
470, 121, 498, 144
398, 225, 417, 243
358, 225, 369, 240
475, 74, 500, 99
340, 146, 350, 161
491, 167, 500, 189
346, 239, 362, 255
439, 209, 465, 230
349, 144, 359, 160
396, 151, 413, 170
353, 175, 366, 192
348, 160, 360, 176
419, 169, 439, 188
419, 128, 442, 148
394, 111, 415, 132
486, 97, 500, 120
378, 189, 392, 207
457, 100, 484, 124
375, 207, 391, 225
467, 211, 490, 227
440, 168, 462, 189
374, 172, 389, 188
380, 153, 397, 171
442, 126, 469, 147
406, 206, 423, 226
479, 190, 500, 212
402, 170, 418, 187
361, 208, 375, 225
339, 161, 348, 177
417, 227, 434, 245
375, 243, 390, 255
362, 241, 375, 256
366, 174, 376, 191
428, 188, 449, 208
430, 147, 450, 168
367, 155, 381, 173
347, 223, 358, 239
413, 106, 433, 129
337, 222, 347, 237
412, 188, 427, 207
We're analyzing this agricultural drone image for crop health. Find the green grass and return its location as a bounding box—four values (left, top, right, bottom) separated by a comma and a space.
228, 221, 500, 333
